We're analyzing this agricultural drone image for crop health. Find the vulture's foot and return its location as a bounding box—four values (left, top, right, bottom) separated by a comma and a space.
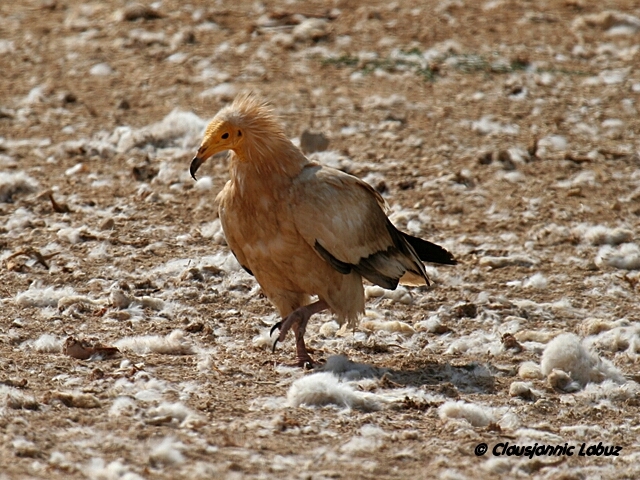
270, 300, 329, 368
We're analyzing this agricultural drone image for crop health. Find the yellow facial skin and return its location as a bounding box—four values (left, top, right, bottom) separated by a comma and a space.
190, 120, 243, 180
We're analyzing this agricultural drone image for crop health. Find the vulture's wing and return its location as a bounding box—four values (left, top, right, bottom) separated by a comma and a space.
290, 164, 431, 290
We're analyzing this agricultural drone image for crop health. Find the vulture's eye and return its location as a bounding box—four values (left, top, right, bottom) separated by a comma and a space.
222, 132, 229, 139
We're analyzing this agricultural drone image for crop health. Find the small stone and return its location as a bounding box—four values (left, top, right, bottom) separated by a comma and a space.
0, 107, 15, 119
63, 336, 120, 361
46, 390, 101, 408
1, 378, 28, 388
117, 98, 130, 110
100, 217, 115, 230
90, 63, 114, 76
11, 318, 25, 328
509, 381, 536, 400
497, 150, 516, 171
547, 369, 581, 392
5, 392, 39, 410
300, 130, 330, 154
453, 303, 477, 318
60, 92, 77, 104
436, 382, 459, 399
374, 180, 387, 194
122, 3, 163, 21
478, 151, 493, 165
171, 30, 196, 49
292, 18, 330, 42
111, 310, 131, 321
397, 179, 416, 190
63, 336, 93, 360
502, 333, 523, 352
518, 361, 543, 380
185, 322, 204, 333
566, 187, 583, 197
528, 137, 539, 159
111, 289, 133, 309
132, 164, 158, 181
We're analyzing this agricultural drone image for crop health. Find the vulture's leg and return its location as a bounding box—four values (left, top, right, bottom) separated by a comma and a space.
271, 300, 329, 368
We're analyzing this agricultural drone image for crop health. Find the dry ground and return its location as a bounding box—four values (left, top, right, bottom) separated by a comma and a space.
1, 0, 640, 478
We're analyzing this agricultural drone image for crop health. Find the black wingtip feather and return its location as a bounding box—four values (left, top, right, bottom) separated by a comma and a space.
401, 232, 457, 265
315, 240, 400, 289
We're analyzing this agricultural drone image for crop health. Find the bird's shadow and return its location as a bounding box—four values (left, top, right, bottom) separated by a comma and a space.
318, 355, 496, 394
385, 361, 496, 394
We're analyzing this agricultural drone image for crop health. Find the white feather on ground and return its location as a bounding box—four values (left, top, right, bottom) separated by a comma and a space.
509, 381, 536, 399
57, 226, 93, 244
21, 333, 64, 353
585, 322, 639, 356
364, 285, 413, 304
340, 425, 388, 454
580, 317, 629, 336
3, 207, 35, 235
146, 401, 202, 428
85, 458, 145, 480
149, 436, 186, 466
359, 319, 416, 335
579, 379, 640, 403
114, 109, 206, 153
577, 225, 633, 245
114, 375, 167, 403
595, 243, 640, 270
0, 171, 39, 202
540, 333, 625, 388
15, 284, 77, 308
114, 330, 194, 355
1, 385, 40, 410
518, 361, 543, 380
287, 372, 381, 411
479, 254, 537, 268
522, 272, 548, 289
108, 397, 138, 418
252, 326, 277, 350
438, 400, 496, 427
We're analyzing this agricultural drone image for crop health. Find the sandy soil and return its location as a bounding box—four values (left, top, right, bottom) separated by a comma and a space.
1, 0, 640, 478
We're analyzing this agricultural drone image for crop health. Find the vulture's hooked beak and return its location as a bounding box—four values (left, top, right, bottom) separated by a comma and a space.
190, 155, 205, 181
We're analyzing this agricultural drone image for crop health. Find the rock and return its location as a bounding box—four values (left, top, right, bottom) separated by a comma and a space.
300, 130, 330, 154
292, 18, 330, 42
120, 3, 163, 21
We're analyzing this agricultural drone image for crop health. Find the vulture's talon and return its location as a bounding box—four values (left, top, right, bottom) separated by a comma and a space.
270, 321, 283, 338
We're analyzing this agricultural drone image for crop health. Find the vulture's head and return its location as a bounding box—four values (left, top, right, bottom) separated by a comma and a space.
190, 93, 288, 180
